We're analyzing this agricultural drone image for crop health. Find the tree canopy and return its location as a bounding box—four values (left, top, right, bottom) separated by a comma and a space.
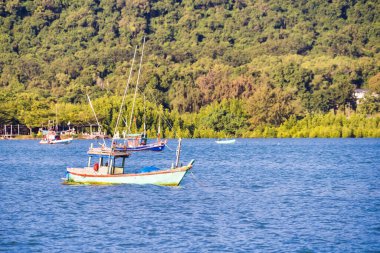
0, 0, 379, 136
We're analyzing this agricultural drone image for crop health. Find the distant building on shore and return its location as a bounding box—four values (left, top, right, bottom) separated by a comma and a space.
354, 89, 368, 104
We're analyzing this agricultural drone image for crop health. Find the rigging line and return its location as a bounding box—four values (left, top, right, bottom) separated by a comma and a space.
122, 116, 128, 128
113, 45, 138, 138
86, 94, 105, 145
138, 86, 175, 132
164, 142, 174, 151
128, 36, 146, 134
189, 171, 210, 189
107, 46, 137, 172
134, 87, 174, 141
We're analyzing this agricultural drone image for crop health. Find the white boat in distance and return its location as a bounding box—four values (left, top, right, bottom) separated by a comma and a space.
215, 139, 236, 144
40, 130, 73, 144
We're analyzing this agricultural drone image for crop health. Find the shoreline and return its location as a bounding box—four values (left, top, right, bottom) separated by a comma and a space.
1, 135, 379, 140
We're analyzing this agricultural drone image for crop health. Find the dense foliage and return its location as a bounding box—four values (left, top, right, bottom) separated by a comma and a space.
0, 0, 379, 137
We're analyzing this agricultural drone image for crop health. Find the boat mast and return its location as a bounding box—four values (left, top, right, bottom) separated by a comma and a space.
175, 138, 182, 168
128, 36, 146, 134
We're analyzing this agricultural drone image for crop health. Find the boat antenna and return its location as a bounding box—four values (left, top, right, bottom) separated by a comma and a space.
128, 36, 146, 134
86, 94, 105, 145
143, 94, 146, 137
55, 104, 58, 131
175, 138, 182, 168
157, 108, 161, 142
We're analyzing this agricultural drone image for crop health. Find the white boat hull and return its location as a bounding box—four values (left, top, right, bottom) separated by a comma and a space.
65, 164, 193, 186
215, 139, 236, 144
40, 138, 73, 144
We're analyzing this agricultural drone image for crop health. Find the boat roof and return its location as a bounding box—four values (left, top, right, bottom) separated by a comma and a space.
87, 147, 130, 158
42, 130, 57, 134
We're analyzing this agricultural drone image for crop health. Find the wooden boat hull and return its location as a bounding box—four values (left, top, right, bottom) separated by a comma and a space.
114, 142, 166, 152
125, 142, 166, 151
65, 162, 193, 186
40, 138, 73, 144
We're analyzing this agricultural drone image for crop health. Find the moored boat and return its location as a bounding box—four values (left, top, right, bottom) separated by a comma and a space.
116, 133, 167, 152
64, 139, 194, 186
215, 139, 236, 144
39, 106, 73, 144
40, 130, 73, 144
64, 41, 194, 186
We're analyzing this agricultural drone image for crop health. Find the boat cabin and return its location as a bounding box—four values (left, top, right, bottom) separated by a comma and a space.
124, 133, 148, 147
86, 146, 130, 175
41, 130, 60, 140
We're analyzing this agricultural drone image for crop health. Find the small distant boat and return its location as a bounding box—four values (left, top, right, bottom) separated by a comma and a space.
215, 139, 236, 144
40, 105, 73, 144
40, 130, 73, 144
64, 139, 194, 186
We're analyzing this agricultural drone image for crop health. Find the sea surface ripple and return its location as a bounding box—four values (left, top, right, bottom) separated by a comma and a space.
0, 138, 379, 252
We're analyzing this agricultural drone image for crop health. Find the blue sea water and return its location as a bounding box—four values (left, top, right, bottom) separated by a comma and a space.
0, 138, 379, 252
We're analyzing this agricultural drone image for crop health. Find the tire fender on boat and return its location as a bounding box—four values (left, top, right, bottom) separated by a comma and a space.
93, 163, 99, 171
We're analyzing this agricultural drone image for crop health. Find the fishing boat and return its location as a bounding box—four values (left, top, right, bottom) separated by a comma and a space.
40, 105, 73, 144
117, 133, 167, 152
117, 115, 167, 151
215, 138, 236, 144
64, 139, 194, 186
64, 40, 194, 186
40, 130, 73, 144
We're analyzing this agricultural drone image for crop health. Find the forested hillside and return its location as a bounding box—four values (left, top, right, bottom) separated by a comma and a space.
0, 0, 379, 137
